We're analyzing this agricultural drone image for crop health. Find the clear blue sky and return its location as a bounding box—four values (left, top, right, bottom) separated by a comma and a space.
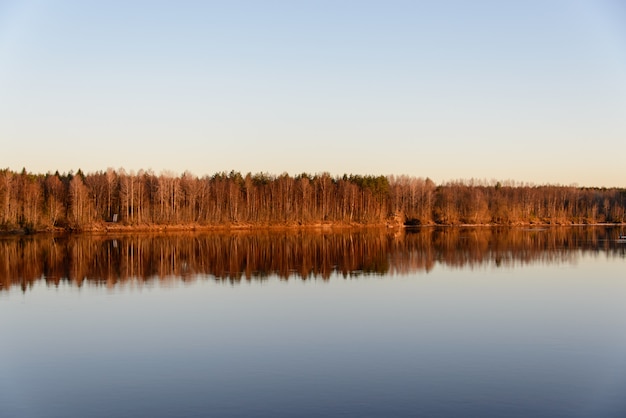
1, 0, 625, 186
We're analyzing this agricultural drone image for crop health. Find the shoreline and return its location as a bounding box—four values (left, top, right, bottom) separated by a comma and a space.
1, 221, 624, 236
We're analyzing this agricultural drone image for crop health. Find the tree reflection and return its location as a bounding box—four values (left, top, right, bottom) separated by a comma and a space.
1, 227, 624, 292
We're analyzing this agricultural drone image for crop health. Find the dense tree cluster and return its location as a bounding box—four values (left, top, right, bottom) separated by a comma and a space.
0, 168, 624, 231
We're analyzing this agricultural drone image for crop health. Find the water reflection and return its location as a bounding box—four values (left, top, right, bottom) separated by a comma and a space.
1, 226, 624, 292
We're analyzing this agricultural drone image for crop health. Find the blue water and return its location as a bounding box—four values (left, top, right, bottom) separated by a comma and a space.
1, 232, 626, 417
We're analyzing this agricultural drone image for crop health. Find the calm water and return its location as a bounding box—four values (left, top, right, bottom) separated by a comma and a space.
1, 227, 626, 417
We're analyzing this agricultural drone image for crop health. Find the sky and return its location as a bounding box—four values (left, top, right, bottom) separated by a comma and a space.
0, 0, 625, 187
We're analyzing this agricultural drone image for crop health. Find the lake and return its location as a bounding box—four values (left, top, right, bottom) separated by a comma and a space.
1, 227, 626, 417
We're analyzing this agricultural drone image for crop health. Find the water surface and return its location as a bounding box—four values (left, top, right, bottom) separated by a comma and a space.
1, 227, 625, 417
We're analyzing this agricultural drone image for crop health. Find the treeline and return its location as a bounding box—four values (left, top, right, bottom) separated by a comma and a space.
1, 168, 625, 231
2, 227, 623, 292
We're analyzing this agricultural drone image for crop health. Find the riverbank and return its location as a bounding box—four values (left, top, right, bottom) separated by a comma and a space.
2, 220, 624, 236
0, 221, 393, 235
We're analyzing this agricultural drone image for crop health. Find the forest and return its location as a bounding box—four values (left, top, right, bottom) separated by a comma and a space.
0, 167, 625, 232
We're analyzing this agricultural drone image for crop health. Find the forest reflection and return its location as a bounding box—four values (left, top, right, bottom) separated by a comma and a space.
1, 227, 624, 292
